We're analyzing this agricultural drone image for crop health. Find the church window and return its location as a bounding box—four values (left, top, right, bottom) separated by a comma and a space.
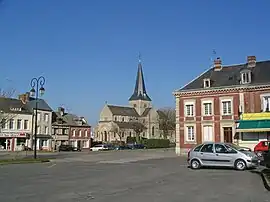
122, 117, 125, 122
144, 104, 147, 108
129, 131, 132, 136
152, 126, 155, 136
114, 116, 117, 121
133, 104, 137, 107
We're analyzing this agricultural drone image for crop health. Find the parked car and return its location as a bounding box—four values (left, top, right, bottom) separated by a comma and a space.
58, 145, 81, 152
187, 142, 259, 171
226, 143, 251, 152
127, 143, 146, 149
254, 140, 270, 157
90, 144, 109, 151
114, 145, 131, 150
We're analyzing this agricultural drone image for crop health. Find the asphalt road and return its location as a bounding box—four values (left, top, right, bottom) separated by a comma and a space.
0, 152, 269, 202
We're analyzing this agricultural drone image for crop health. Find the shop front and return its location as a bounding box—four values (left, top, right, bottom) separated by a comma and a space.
34, 134, 52, 151
235, 112, 270, 150
0, 132, 30, 151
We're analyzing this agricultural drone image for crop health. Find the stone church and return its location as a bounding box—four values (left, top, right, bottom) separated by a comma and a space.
94, 59, 164, 143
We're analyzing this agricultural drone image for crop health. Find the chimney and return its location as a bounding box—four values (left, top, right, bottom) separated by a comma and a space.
58, 107, 65, 116
247, 56, 256, 68
18, 92, 30, 104
214, 57, 222, 71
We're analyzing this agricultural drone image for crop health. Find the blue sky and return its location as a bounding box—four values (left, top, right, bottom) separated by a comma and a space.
1, 0, 270, 125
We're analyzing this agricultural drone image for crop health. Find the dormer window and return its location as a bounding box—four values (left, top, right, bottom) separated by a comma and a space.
241, 70, 251, 84
203, 79, 211, 88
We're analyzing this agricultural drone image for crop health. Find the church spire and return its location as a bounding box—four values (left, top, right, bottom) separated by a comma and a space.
129, 56, 151, 101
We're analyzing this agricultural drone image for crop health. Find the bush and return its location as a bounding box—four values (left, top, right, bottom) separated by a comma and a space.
126, 136, 136, 143
142, 139, 170, 149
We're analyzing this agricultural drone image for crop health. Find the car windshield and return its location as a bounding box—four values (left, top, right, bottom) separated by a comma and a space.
225, 143, 241, 151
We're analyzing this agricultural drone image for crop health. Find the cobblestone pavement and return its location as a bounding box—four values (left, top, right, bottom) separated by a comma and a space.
0, 153, 269, 202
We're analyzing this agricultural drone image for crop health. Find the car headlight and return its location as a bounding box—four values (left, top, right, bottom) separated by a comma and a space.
245, 153, 253, 158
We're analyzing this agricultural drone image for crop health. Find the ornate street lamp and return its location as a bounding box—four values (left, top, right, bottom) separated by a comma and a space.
30, 76, 45, 159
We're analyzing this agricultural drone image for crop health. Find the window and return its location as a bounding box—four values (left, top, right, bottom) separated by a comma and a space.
204, 79, 211, 88
241, 72, 251, 84
241, 132, 259, 141
45, 126, 48, 134
262, 96, 270, 112
37, 126, 40, 134
1, 119, 6, 129
185, 104, 194, 116
152, 126, 155, 136
144, 104, 147, 108
24, 120, 28, 129
9, 119, 14, 129
186, 126, 195, 141
84, 130, 88, 137
37, 113, 41, 121
201, 144, 213, 153
79, 130, 82, 137
114, 116, 117, 121
133, 104, 137, 107
41, 140, 48, 147
194, 144, 203, 152
222, 101, 232, 115
44, 114, 49, 122
122, 117, 125, 122
17, 119, 22, 129
203, 125, 213, 141
121, 132, 124, 138
203, 103, 212, 116
73, 130, 76, 137
83, 140, 89, 148
214, 144, 227, 153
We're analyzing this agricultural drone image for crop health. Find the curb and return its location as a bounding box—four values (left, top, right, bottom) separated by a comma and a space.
251, 169, 270, 191
261, 169, 270, 191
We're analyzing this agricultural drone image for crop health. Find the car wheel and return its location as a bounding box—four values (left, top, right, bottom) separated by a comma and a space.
190, 159, 201, 170
234, 159, 246, 171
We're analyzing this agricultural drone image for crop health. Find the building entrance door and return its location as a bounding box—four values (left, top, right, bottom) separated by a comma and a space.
223, 127, 233, 143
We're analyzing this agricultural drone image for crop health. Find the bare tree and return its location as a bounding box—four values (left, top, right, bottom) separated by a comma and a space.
0, 87, 17, 132
131, 122, 146, 143
157, 107, 176, 139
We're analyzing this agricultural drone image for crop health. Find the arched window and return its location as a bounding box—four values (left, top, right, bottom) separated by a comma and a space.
152, 126, 155, 136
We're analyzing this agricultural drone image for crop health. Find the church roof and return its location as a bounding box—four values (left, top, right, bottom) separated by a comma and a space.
114, 121, 145, 129
107, 105, 139, 117
129, 61, 151, 101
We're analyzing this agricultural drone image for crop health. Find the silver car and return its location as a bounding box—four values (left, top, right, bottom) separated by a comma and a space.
187, 142, 259, 171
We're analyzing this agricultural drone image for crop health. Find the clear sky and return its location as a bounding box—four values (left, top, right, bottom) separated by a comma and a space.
1, 0, 270, 125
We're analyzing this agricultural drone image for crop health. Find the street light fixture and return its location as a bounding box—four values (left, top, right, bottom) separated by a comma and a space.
30, 76, 45, 159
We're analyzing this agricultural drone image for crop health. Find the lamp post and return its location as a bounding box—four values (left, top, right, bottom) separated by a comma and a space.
30, 76, 45, 159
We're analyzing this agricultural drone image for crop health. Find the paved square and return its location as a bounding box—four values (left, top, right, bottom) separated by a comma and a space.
0, 152, 269, 202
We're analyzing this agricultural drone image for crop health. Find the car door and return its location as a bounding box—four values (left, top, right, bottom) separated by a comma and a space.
198, 143, 216, 166
214, 143, 233, 167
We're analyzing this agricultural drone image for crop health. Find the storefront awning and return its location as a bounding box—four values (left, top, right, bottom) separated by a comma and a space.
236, 120, 270, 132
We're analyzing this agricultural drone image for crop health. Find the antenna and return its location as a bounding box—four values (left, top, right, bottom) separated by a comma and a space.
59, 103, 72, 113
209, 49, 217, 67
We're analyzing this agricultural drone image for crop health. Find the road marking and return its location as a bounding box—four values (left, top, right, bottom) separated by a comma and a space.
48, 163, 56, 168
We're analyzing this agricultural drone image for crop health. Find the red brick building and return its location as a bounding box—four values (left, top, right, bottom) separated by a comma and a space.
173, 56, 270, 155
52, 107, 91, 150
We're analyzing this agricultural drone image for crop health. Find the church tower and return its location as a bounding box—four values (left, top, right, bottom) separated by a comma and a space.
129, 57, 152, 116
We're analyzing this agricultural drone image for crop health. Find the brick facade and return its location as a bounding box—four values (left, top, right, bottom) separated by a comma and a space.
175, 87, 270, 154
69, 126, 91, 150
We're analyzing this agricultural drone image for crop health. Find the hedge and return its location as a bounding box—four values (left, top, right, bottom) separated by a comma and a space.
141, 139, 170, 149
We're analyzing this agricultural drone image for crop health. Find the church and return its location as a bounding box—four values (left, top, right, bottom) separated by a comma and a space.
94, 58, 164, 143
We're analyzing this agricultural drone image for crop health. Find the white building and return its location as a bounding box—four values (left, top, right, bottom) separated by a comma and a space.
0, 97, 32, 151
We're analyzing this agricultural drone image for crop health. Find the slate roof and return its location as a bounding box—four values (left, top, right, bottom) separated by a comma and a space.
107, 105, 139, 117
52, 111, 90, 127
178, 60, 270, 91
25, 98, 53, 112
129, 62, 151, 101
0, 97, 32, 114
114, 121, 146, 129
